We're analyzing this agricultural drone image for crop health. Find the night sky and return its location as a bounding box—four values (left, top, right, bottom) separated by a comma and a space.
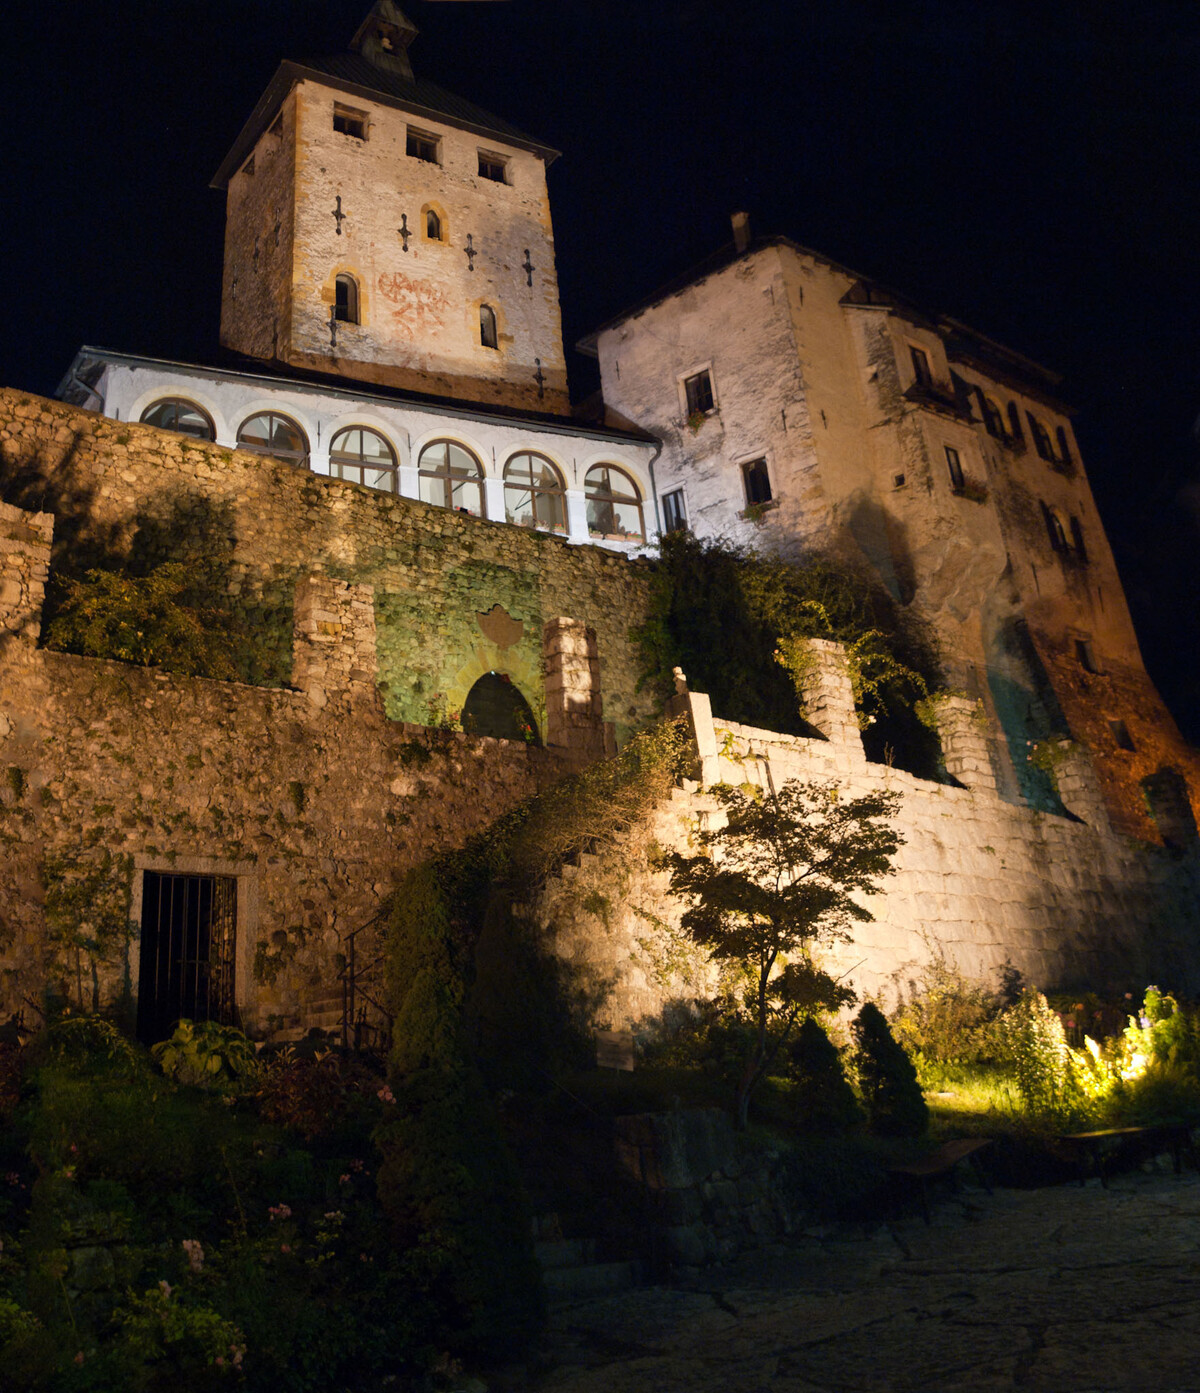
5, 1, 1199, 736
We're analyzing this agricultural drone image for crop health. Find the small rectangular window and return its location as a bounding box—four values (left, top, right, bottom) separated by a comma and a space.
1109, 719, 1136, 751
910, 345, 932, 387
407, 128, 440, 163
945, 445, 965, 492
662, 488, 688, 533
684, 370, 714, 416
478, 152, 508, 183
1075, 639, 1099, 673
333, 105, 368, 140
741, 458, 772, 507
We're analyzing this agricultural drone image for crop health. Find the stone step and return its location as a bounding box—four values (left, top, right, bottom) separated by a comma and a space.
535, 1237, 596, 1270
543, 1260, 641, 1304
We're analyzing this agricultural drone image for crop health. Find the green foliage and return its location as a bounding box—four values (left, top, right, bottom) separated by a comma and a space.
3, 1031, 444, 1390
787, 1018, 863, 1134
42, 853, 134, 1017
635, 533, 940, 761
891, 949, 1003, 1069
993, 988, 1096, 1124
45, 561, 241, 680
851, 1002, 928, 1137
661, 779, 901, 1127
152, 1021, 260, 1091
380, 869, 542, 1358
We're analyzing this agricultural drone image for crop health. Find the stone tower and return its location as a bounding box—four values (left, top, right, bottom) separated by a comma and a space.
212, 1, 570, 415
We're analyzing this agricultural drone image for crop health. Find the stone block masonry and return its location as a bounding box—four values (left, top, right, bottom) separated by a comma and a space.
536, 646, 1200, 1038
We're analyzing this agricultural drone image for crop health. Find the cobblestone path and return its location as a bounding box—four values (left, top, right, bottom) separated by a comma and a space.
529, 1169, 1200, 1392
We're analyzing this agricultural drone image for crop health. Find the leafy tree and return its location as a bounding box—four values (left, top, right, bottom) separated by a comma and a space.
661, 779, 902, 1128
851, 1001, 928, 1136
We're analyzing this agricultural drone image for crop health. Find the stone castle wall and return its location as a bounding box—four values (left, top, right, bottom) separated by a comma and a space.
536, 642, 1200, 1034
0, 512, 616, 1035
0, 389, 657, 746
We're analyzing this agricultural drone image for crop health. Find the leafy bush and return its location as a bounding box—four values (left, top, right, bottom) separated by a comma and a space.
46, 561, 240, 680
891, 952, 1002, 1070
788, 1018, 863, 1134
634, 532, 942, 773
152, 1021, 260, 1091
993, 988, 1093, 1123
851, 1002, 928, 1137
379, 870, 543, 1358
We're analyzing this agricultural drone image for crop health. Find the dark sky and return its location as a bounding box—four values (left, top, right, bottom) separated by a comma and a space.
5, 0, 1199, 736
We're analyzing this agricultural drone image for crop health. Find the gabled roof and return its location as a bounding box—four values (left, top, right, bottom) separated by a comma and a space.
212, 56, 559, 190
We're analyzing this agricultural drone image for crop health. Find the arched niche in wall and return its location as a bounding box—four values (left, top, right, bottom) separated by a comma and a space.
461, 670, 538, 744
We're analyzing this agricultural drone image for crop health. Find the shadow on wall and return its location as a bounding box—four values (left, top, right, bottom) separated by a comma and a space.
0, 439, 293, 686
985, 615, 1070, 813
845, 492, 917, 607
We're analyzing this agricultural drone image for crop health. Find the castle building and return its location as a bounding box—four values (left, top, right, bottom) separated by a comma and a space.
2, 3, 1198, 1043
583, 224, 1200, 837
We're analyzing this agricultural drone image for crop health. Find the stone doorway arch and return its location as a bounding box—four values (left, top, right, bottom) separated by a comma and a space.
462, 670, 539, 743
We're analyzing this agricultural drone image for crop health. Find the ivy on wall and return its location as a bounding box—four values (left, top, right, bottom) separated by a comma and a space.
634, 533, 944, 774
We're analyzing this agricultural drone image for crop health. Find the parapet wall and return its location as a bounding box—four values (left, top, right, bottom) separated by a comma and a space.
538, 644, 1200, 1033
0, 388, 656, 745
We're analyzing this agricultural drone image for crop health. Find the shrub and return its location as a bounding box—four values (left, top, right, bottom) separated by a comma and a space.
152, 1021, 259, 1091
788, 1018, 863, 1134
891, 952, 1000, 1069
851, 1002, 928, 1137
46, 560, 241, 680
378, 870, 542, 1359
255, 1054, 347, 1141
993, 988, 1101, 1124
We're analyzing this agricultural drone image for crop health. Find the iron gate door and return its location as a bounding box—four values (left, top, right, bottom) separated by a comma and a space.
137, 871, 237, 1043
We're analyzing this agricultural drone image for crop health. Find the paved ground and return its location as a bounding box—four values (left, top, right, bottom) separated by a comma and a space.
526, 1166, 1200, 1393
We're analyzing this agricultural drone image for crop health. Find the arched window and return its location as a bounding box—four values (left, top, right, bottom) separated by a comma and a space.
140, 398, 215, 441
585, 464, 645, 541
461, 671, 539, 743
504, 453, 566, 533
480, 304, 498, 350
426, 208, 442, 240
237, 412, 309, 468
418, 440, 485, 516
329, 426, 397, 492
334, 274, 359, 324
1041, 502, 1068, 553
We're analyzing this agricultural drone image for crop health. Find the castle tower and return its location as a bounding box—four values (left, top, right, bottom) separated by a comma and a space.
211, 2, 570, 415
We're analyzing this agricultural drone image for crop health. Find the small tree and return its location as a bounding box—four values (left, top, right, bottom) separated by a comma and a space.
852, 1001, 928, 1136
662, 779, 902, 1128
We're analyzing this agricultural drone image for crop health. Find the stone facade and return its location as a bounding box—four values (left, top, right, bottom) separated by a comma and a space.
0, 388, 658, 745
0, 500, 613, 1034
585, 236, 1200, 842
535, 644, 1200, 1034
216, 14, 569, 415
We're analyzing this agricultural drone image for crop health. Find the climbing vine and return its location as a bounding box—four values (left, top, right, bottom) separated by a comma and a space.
635, 533, 942, 771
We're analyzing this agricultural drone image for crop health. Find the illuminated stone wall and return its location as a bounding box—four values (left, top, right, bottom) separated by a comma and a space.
0, 389, 657, 745
535, 647, 1200, 1035
220, 76, 569, 414
0, 515, 611, 1036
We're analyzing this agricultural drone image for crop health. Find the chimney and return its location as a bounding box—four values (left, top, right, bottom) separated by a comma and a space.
731, 210, 751, 253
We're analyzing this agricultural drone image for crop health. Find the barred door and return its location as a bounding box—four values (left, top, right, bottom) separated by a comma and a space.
137, 872, 237, 1043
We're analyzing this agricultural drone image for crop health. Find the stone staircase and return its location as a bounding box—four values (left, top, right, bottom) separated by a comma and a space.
533, 1212, 643, 1304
